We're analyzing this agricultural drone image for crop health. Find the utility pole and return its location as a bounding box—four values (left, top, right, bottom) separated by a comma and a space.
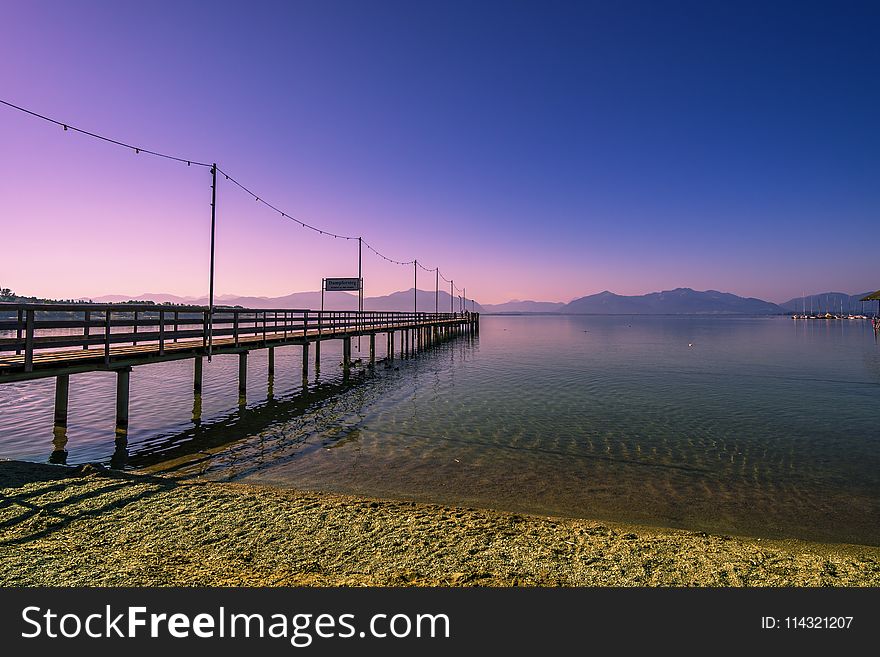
208, 162, 217, 361
414, 260, 417, 313
450, 280, 454, 314
358, 237, 363, 351
435, 268, 439, 314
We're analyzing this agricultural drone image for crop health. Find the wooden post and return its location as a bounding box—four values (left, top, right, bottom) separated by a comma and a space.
83, 310, 90, 350
239, 352, 248, 395
194, 356, 203, 392
158, 310, 165, 355
15, 308, 22, 355
343, 337, 351, 370
192, 390, 202, 424
369, 333, 375, 364
54, 375, 70, 427
104, 309, 111, 367
115, 367, 131, 435
389, 331, 395, 360
314, 339, 321, 371
268, 346, 275, 376
24, 308, 34, 372
302, 342, 310, 380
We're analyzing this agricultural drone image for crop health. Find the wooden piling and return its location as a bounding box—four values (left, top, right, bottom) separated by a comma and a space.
239, 352, 248, 395
194, 356, 203, 392
115, 367, 131, 435
268, 346, 275, 375
343, 337, 352, 370
54, 374, 69, 427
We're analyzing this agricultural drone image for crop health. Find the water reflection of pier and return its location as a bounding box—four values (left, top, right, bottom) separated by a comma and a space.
1, 302, 479, 463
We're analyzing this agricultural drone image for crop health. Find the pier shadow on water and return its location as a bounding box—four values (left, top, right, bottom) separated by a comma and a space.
125, 362, 387, 477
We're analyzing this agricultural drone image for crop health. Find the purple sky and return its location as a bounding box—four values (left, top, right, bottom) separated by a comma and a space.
1, 1, 878, 304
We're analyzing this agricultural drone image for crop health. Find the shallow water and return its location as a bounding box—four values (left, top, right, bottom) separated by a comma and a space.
1, 315, 879, 545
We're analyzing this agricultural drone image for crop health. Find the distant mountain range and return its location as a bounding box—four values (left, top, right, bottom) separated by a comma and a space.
480, 300, 567, 313
487, 288, 876, 315
63, 286, 878, 315
86, 289, 485, 314
563, 288, 784, 315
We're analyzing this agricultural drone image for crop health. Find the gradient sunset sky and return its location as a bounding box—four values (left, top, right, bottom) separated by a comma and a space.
1, 1, 878, 304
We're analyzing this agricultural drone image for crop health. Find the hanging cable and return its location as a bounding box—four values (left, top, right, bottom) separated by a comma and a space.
1, 97, 470, 304
361, 240, 414, 266
215, 166, 357, 240
0, 98, 211, 168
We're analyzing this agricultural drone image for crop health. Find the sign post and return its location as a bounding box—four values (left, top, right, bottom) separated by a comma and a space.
322, 278, 362, 332
324, 278, 361, 291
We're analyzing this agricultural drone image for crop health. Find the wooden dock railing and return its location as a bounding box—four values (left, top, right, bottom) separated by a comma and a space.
0, 302, 477, 377
0, 302, 479, 438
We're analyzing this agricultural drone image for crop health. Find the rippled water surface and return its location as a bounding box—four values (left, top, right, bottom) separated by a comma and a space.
2, 316, 879, 544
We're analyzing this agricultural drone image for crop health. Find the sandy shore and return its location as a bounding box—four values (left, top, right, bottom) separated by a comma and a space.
1, 460, 878, 587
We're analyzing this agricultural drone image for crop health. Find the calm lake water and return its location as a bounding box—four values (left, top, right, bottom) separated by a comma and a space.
2, 315, 879, 545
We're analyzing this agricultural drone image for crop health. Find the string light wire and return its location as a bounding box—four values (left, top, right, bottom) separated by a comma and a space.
1, 98, 470, 300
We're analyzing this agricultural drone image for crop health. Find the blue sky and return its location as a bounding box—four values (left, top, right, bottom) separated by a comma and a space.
1, 0, 878, 302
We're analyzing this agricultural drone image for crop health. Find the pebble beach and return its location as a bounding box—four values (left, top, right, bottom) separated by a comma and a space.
1, 460, 878, 587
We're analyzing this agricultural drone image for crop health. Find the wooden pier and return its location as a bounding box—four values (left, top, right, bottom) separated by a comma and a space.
0, 302, 478, 437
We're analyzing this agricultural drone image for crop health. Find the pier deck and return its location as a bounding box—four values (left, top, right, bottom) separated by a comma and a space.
0, 302, 479, 434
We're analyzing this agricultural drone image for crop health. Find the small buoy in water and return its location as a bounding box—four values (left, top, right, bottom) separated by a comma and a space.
688, 343, 693, 347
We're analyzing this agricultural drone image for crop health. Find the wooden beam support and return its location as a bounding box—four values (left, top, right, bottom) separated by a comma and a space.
115, 367, 131, 435
194, 356, 203, 393
54, 374, 69, 427
343, 337, 351, 370
239, 352, 248, 395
